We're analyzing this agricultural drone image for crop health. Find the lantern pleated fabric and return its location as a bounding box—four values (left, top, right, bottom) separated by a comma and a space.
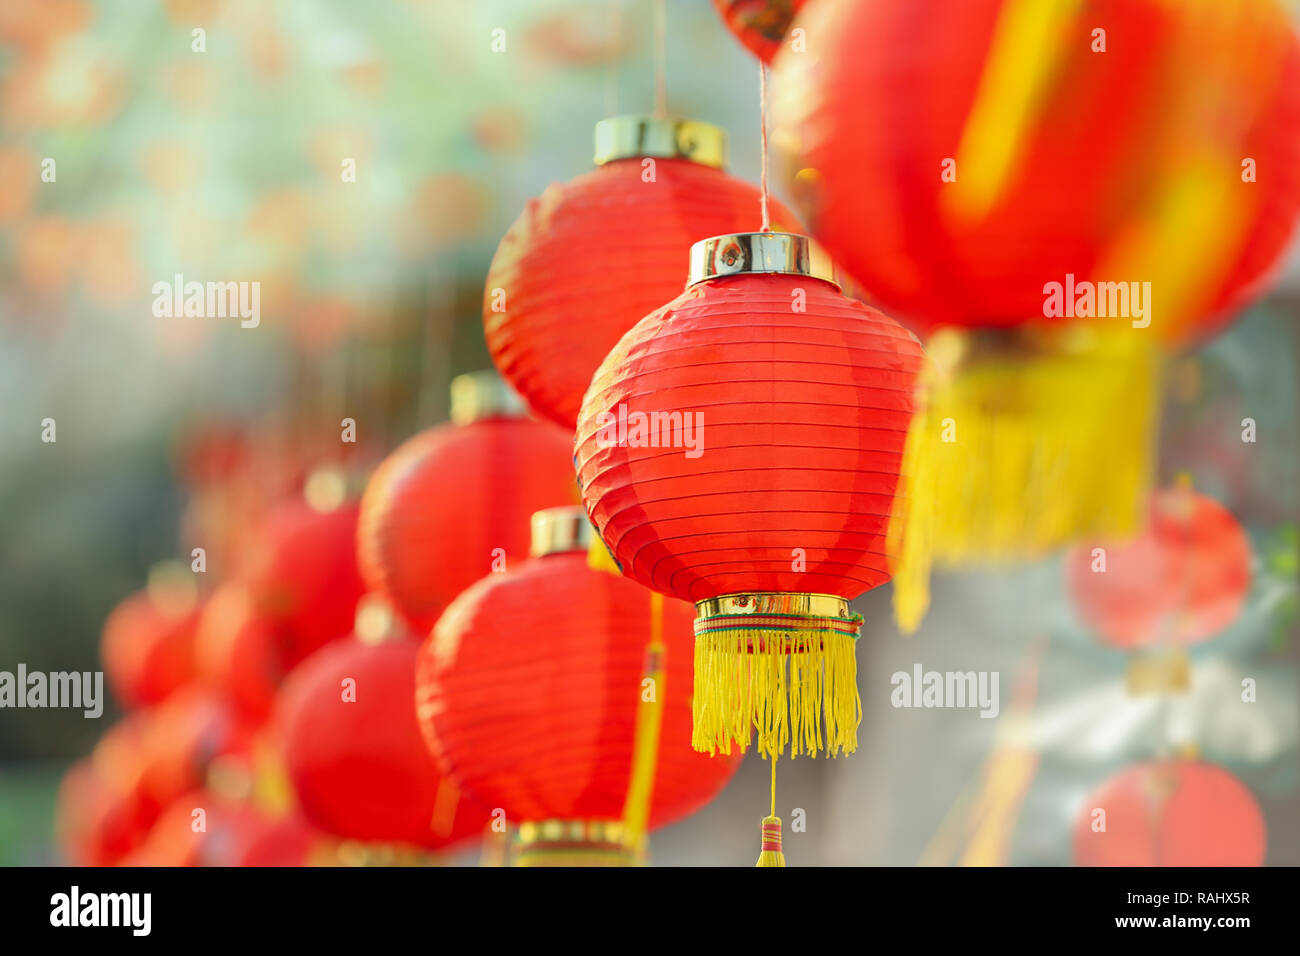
773, 0, 1300, 631
576, 233, 926, 761
712, 0, 808, 64
1067, 485, 1252, 650
357, 371, 577, 635
415, 508, 742, 866
1075, 759, 1265, 866
276, 633, 489, 853
484, 115, 796, 429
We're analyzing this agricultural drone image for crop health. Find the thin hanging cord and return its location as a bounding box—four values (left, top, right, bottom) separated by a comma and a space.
769, 755, 777, 817
653, 0, 667, 117
759, 62, 772, 232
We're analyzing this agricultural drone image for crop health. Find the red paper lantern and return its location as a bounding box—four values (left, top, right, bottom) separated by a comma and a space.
233, 814, 322, 867
772, 0, 1300, 342
55, 757, 152, 867
416, 507, 743, 865
1066, 486, 1252, 649
1075, 759, 1265, 866
358, 371, 577, 635
100, 581, 200, 708
576, 233, 925, 760
137, 687, 255, 814
484, 115, 796, 429
195, 583, 287, 722
277, 635, 488, 850
239, 493, 365, 666
122, 790, 273, 867
712, 0, 808, 64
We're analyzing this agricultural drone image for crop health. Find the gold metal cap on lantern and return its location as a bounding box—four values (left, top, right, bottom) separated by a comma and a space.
529, 506, 595, 557
687, 232, 839, 288
449, 370, 527, 425
354, 593, 403, 644
593, 114, 726, 168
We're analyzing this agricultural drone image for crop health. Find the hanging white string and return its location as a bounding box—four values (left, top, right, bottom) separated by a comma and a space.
759, 62, 772, 232
653, 0, 668, 117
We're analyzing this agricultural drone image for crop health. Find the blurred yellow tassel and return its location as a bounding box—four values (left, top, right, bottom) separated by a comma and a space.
587, 528, 622, 574
889, 323, 1161, 633
620, 592, 665, 860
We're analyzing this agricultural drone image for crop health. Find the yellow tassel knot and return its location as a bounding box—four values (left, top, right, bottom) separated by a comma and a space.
755, 816, 786, 867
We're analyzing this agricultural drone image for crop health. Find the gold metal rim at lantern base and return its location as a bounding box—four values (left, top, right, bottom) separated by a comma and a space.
512, 819, 638, 865
593, 114, 727, 168
449, 370, 527, 425
529, 506, 595, 557
687, 232, 840, 288
694, 592, 853, 621
515, 818, 630, 847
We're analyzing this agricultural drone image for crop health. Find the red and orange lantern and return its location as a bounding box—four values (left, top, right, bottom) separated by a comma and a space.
357, 371, 577, 635
136, 687, 255, 816
773, 0, 1300, 630
55, 755, 152, 867
194, 583, 287, 722
484, 116, 796, 429
416, 507, 742, 865
100, 567, 201, 709
1075, 759, 1266, 866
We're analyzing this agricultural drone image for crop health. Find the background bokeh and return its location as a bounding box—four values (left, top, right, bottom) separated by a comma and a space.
0, 0, 1297, 865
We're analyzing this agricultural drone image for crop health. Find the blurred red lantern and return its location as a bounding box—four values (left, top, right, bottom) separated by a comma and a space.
416, 507, 743, 865
101, 571, 201, 708
195, 584, 288, 722
122, 790, 273, 867
772, 0, 1300, 342
175, 421, 252, 489
55, 757, 151, 867
576, 233, 924, 760
1075, 759, 1265, 866
239, 490, 364, 666
277, 631, 488, 851
484, 116, 796, 429
137, 688, 255, 814
357, 371, 577, 635
1066, 485, 1252, 649
712, 0, 807, 64
233, 814, 323, 867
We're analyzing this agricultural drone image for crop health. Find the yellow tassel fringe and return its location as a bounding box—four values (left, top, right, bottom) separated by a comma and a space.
693, 618, 861, 759
888, 324, 1161, 634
